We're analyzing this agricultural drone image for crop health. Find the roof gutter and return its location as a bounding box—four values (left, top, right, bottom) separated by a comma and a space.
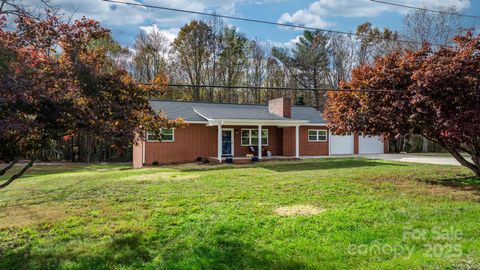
206, 119, 308, 126
193, 108, 310, 126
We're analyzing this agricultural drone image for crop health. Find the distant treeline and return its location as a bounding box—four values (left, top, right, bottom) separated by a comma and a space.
44, 8, 461, 162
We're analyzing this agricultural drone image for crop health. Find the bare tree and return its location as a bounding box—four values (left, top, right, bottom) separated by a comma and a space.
205, 15, 223, 102
248, 39, 267, 103
356, 22, 399, 65
0, 0, 55, 18
402, 5, 462, 49
170, 20, 214, 101
132, 28, 169, 83
327, 34, 355, 88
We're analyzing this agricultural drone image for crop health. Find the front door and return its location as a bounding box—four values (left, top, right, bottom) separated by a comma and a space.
222, 129, 233, 156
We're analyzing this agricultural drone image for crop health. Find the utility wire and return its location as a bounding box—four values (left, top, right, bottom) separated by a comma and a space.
370, 0, 480, 19
101, 0, 425, 46
165, 84, 402, 93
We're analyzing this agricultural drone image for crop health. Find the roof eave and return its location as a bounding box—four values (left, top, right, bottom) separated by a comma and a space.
206, 119, 309, 126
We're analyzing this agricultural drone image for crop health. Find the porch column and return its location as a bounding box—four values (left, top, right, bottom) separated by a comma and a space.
217, 124, 222, 163
295, 125, 300, 158
258, 125, 262, 160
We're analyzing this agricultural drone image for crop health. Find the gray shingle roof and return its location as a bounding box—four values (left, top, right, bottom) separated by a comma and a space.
292, 106, 328, 124
149, 100, 327, 124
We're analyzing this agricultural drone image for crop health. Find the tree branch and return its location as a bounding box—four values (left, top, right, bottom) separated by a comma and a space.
0, 159, 35, 189
446, 148, 480, 177
0, 158, 19, 177
425, 135, 480, 177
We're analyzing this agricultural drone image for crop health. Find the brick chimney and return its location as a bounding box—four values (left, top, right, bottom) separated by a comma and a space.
268, 97, 291, 118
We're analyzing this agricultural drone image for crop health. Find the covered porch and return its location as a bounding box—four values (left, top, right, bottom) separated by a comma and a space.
208, 119, 307, 163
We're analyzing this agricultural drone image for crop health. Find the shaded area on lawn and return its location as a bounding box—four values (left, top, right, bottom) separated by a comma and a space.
178, 158, 404, 173
0, 163, 132, 181
0, 231, 307, 270
260, 158, 404, 172
159, 237, 307, 269
0, 233, 151, 270
424, 176, 480, 194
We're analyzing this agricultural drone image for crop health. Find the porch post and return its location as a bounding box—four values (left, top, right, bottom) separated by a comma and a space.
217, 124, 222, 163
295, 125, 300, 158
258, 125, 262, 160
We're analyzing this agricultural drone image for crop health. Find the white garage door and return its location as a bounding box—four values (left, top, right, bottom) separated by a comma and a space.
330, 132, 354, 155
359, 134, 384, 154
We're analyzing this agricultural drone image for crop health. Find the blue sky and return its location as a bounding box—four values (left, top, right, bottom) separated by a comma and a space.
24, 0, 480, 47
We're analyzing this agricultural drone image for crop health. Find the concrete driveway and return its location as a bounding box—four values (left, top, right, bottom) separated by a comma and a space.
302, 153, 465, 166
359, 153, 463, 166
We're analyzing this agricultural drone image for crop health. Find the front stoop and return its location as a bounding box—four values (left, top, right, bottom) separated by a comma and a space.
206, 156, 299, 164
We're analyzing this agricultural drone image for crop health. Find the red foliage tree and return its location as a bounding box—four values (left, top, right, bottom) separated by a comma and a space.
324, 31, 480, 177
0, 15, 183, 188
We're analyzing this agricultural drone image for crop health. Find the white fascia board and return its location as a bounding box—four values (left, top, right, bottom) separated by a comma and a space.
206, 119, 309, 126
184, 121, 209, 124
300, 123, 329, 126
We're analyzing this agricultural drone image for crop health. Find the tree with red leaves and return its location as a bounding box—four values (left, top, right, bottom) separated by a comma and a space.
0, 14, 183, 188
324, 31, 480, 177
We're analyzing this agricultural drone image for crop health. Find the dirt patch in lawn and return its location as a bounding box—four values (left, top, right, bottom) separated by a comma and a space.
0, 203, 68, 229
275, 205, 324, 216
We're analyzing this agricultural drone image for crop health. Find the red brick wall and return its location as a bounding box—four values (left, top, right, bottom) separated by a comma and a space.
281, 126, 329, 156
299, 126, 329, 156
282, 127, 295, 156
144, 124, 217, 164
132, 133, 144, 168
268, 97, 291, 118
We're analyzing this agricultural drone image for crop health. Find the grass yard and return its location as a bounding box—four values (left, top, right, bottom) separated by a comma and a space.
0, 158, 479, 270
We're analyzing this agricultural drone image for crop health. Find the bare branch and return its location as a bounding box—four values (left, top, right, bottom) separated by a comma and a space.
0, 159, 34, 189
0, 158, 19, 176
446, 148, 479, 177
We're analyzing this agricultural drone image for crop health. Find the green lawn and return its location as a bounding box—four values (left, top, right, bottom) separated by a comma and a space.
1, 158, 479, 270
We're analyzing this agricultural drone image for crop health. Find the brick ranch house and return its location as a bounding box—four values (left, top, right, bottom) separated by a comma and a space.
133, 97, 388, 167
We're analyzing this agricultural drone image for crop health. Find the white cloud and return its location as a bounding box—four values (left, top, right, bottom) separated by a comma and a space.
278, 0, 470, 29
14, 0, 264, 45
278, 9, 332, 28
139, 24, 179, 44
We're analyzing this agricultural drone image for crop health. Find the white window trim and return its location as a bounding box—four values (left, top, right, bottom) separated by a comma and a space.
146, 128, 175, 142
308, 129, 328, 142
241, 128, 269, 146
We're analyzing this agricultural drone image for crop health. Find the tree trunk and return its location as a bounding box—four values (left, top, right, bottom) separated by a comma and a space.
422, 136, 429, 152
446, 148, 480, 177
71, 137, 75, 162
0, 159, 35, 189
394, 135, 405, 153
86, 133, 91, 163
313, 68, 320, 110
0, 158, 19, 176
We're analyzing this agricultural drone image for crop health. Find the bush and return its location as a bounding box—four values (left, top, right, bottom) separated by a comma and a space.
151, 161, 159, 166
196, 157, 203, 162
201, 157, 209, 164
